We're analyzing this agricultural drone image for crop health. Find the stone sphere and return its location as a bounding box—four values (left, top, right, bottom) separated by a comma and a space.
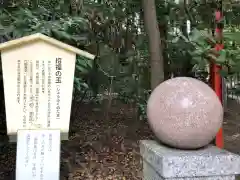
147, 77, 223, 149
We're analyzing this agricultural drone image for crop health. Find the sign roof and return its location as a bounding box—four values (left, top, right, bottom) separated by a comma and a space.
0, 33, 95, 59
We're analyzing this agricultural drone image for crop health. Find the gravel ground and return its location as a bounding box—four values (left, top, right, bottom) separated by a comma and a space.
0, 100, 239, 180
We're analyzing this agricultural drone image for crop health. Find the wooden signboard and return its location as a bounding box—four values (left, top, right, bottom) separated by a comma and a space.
0, 33, 95, 141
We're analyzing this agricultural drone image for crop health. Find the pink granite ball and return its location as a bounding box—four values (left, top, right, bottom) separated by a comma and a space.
147, 77, 223, 149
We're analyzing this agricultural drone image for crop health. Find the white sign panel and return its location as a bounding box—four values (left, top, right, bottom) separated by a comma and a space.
1, 39, 76, 136
16, 129, 60, 180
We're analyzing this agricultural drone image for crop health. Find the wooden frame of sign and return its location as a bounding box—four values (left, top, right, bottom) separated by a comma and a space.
0, 33, 95, 142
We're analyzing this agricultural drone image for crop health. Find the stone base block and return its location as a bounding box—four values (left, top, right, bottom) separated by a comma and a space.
140, 140, 240, 180
143, 161, 235, 180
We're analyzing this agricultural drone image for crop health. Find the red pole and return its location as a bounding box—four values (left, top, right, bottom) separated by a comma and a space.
210, 2, 224, 148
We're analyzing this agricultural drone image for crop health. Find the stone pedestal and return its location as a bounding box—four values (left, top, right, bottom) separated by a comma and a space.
140, 140, 240, 180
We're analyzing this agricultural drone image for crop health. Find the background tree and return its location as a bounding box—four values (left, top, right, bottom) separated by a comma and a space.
1, 0, 240, 119
142, 0, 164, 89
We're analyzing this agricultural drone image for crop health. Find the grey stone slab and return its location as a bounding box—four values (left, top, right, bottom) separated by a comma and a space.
140, 140, 240, 178
143, 161, 235, 180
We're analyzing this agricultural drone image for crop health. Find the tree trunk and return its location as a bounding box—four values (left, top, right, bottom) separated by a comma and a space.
159, 22, 171, 80
142, 0, 164, 90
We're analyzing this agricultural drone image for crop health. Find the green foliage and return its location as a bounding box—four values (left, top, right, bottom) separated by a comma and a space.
172, 25, 240, 96
0, 6, 94, 100
0, 7, 90, 42
183, 28, 240, 74
1, 0, 240, 120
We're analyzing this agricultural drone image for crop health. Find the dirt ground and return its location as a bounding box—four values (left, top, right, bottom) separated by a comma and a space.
0, 100, 239, 180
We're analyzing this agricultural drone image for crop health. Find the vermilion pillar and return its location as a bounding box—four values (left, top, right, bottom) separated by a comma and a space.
211, 64, 224, 148
210, 3, 224, 148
